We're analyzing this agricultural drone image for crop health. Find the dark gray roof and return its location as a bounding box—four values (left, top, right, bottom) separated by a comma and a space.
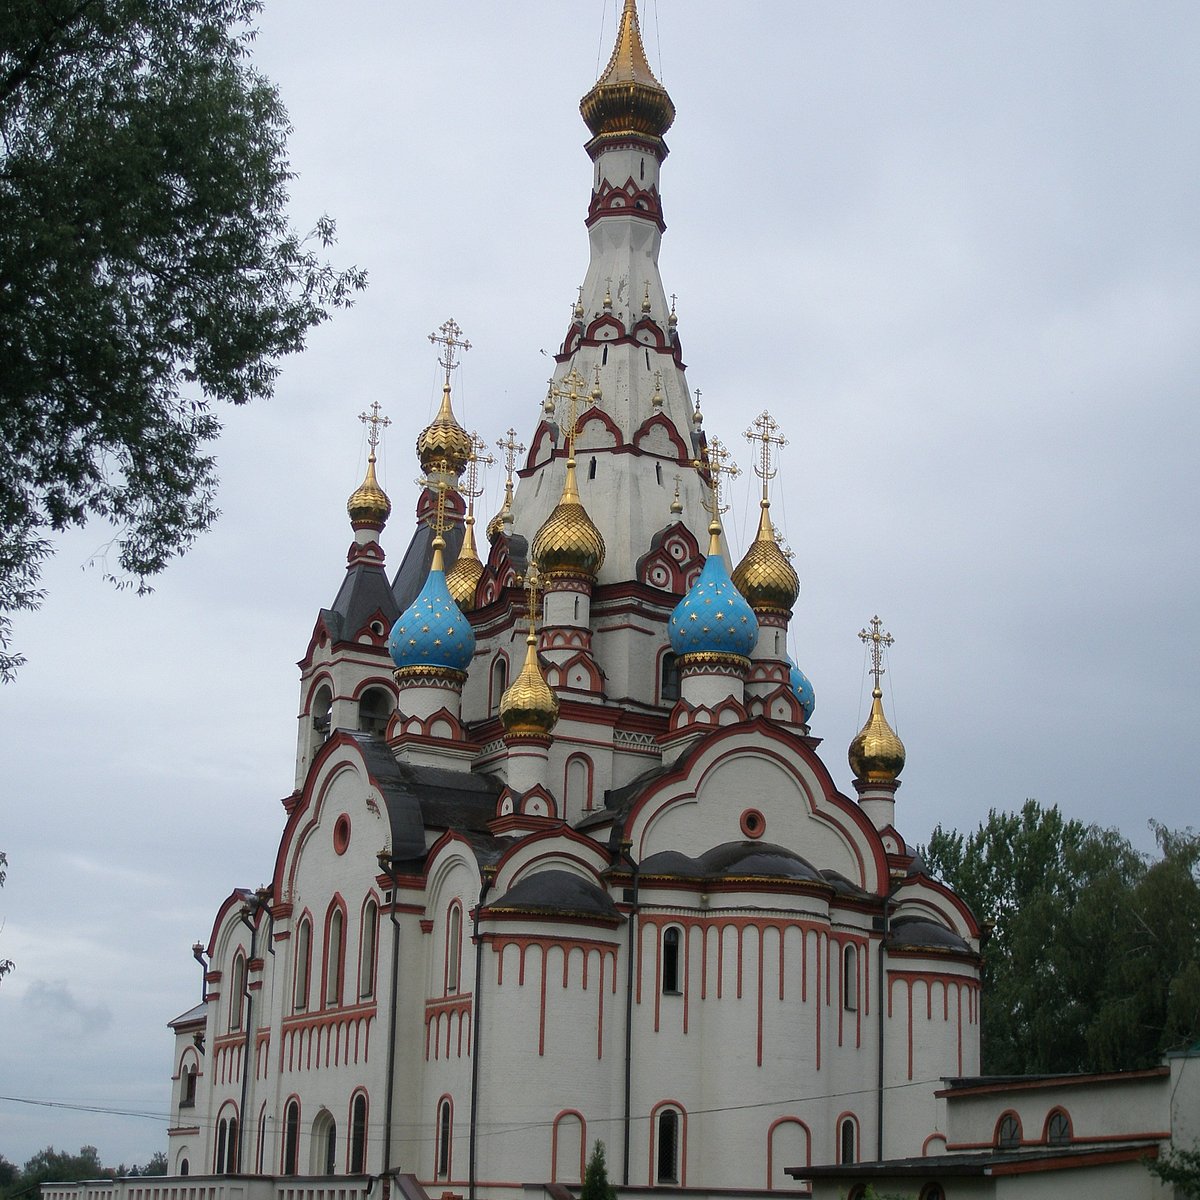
793, 1141, 1162, 1180
641, 841, 824, 885
489, 869, 621, 922
325, 560, 400, 642
887, 916, 971, 954
168, 1001, 207, 1028
391, 521, 466, 611
354, 735, 503, 863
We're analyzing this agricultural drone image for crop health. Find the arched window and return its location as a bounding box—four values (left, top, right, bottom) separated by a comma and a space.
839, 1116, 857, 1164
179, 1159, 189, 1177
660, 652, 680, 702
228, 951, 246, 1032
350, 1093, 368, 1174
565, 755, 593, 812
437, 1097, 453, 1179
294, 918, 312, 1011
312, 1110, 337, 1175
995, 1112, 1022, 1148
180, 1059, 197, 1108
919, 1185, 946, 1200
490, 657, 508, 714
662, 927, 682, 994
215, 1107, 239, 1173
358, 686, 392, 736
842, 944, 858, 1011
656, 1107, 681, 1183
1045, 1108, 1072, 1146
310, 684, 333, 757
256, 1104, 268, 1174
283, 1099, 300, 1174
324, 905, 344, 1007
446, 903, 463, 994
359, 899, 378, 1000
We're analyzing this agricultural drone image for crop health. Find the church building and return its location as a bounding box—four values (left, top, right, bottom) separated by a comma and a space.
165, 3, 983, 1192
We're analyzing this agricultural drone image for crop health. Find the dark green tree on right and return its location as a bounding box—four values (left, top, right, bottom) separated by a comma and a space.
923, 800, 1200, 1075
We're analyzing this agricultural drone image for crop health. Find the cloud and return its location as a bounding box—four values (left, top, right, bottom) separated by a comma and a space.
22, 980, 113, 1036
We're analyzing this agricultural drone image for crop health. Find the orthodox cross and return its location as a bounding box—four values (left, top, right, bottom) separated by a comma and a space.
497, 428, 525, 485
429, 318, 471, 386
693, 386, 702, 415
524, 561, 543, 635
858, 615, 895, 688
744, 409, 787, 501
427, 478, 449, 537
652, 369, 664, 408
592, 362, 603, 402
463, 432, 494, 510
358, 400, 391, 454
670, 473, 683, 514
699, 435, 739, 520
575, 285, 585, 318
551, 367, 589, 455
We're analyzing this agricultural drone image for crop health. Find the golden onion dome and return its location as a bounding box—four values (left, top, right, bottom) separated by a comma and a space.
732, 500, 799, 615
531, 458, 606, 582
848, 688, 906, 783
580, 0, 675, 143
499, 632, 559, 737
486, 478, 514, 544
346, 451, 392, 530
445, 516, 484, 610
417, 385, 472, 478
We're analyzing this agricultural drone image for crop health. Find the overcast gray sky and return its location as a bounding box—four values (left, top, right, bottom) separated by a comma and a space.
2, 0, 1198, 1167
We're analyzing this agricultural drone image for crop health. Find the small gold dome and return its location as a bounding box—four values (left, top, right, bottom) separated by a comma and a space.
445, 516, 484, 610
487, 479, 514, 543
417, 385, 472, 478
580, 0, 675, 143
499, 633, 559, 736
732, 500, 799, 615
346, 452, 392, 530
848, 688, 906, 783
531, 458, 606, 582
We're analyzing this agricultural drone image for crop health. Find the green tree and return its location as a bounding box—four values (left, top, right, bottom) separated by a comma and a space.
0, 0, 366, 680
580, 1141, 616, 1200
12, 1146, 111, 1194
0, 851, 13, 982
1147, 1142, 1200, 1198
924, 803, 1200, 1074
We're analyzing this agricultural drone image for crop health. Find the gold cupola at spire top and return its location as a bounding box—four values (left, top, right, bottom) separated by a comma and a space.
348, 401, 393, 530
499, 570, 559, 737
418, 319, 474, 479
580, 0, 675, 144
732, 412, 799, 615
531, 372, 606, 583
446, 432, 491, 610
848, 617, 907, 784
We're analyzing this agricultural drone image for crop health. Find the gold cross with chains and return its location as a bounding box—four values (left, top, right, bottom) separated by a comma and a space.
858, 615, 895, 688
524, 561, 543, 636
551, 367, 589, 456
744, 410, 787, 500
428, 318, 471, 387
497, 428, 525, 485
358, 400, 391, 452
697, 435, 739, 520
463, 432, 494, 505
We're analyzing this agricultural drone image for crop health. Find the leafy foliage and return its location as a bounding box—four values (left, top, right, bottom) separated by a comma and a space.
581, 1141, 617, 1200
0, 0, 366, 679
0, 851, 13, 982
924, 801, 1200, 1074
1147, 1142, 1200, 1198
0, 1146, 167, 1199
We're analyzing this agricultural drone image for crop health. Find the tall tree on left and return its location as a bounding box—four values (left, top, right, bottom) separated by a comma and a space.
0, 0, 367, 680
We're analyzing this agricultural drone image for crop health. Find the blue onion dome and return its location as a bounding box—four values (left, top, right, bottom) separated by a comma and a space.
788, 660, 816, 723
388, 536, 475, 675
668, 521, 759, 661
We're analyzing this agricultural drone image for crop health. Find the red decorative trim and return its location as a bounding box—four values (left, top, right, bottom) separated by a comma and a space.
766, 1117, 812, 1186
586, 176, 665, 232
740, 808, 766, 839
632, 411, 690, 460
575, 403, 623, 448
551, 1110, 587, 1184
333, 813, 351, 856
584, 313, 626, 342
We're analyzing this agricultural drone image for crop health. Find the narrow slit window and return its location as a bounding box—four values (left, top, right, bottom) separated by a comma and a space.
662, 927, 681, 993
